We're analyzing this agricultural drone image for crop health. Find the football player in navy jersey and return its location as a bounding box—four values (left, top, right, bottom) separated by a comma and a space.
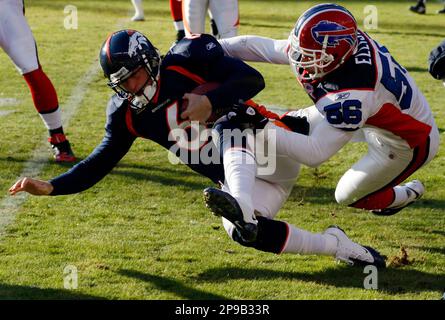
220, 3, 439, 217
9, 30, 385, 268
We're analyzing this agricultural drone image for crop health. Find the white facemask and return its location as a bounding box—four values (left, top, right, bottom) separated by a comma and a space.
131, 81, 158, 110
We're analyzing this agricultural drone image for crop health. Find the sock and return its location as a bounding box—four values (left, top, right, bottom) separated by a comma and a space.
169, 0, 183, 22
131, 0, 144, 16
23, 67, 63, 131
223, 148, 257, 225
173, 20, 184, 31
281, 223, 338, 256
38, 109, 63, 131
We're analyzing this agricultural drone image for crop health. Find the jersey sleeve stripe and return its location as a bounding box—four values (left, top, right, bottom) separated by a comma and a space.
366, 103, 432, 148
125, 106, 141, 137
166, 65, 206, 85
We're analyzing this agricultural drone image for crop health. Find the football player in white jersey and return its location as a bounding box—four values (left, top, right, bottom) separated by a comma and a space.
0, 0, 75, 162
182, 0, 239, 39
220, 3, 440, 216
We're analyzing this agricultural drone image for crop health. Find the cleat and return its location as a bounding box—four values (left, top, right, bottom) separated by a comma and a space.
176, 30, 185, 43
437, 8, 445, 14
372, 180, 424, 216
325, 225, 386, 269
409, 4, 426, 14
131, 14, 145, 22
203, 187, 258, 242
48, 133, 76, 163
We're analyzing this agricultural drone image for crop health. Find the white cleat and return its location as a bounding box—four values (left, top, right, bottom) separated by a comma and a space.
131, 14, 145, 21
324, 226, 386, 269
373, 180, 424, 216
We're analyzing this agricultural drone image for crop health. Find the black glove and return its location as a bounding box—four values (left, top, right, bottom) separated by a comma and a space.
227, 103, 269, 130
279, 114, 310, 135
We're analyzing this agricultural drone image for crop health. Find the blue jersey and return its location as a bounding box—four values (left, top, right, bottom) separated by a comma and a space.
50, 34, 264, 195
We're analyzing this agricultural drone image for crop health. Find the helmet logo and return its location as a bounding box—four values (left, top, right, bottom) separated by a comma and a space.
311, 21, 355, 47
128, 32, 149, 57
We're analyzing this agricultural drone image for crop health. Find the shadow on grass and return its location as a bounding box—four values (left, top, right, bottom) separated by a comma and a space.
118, 269, 227, 300
0, 283, 105, 300
288, 184, 445, 211
195, 266, 445, 295
111, 169, 209, 190
287, 185, 335, 205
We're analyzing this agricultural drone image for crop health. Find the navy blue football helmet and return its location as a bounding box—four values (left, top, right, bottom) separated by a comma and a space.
429, 39, 445, 84
99, 29, 161, 110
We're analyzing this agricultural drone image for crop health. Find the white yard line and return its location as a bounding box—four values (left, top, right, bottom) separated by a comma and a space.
0, 110, 15, 117
0, 62, 101, 237
0, 98, 20, 107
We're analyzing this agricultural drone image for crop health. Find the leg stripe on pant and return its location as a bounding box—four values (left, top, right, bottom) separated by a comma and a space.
351, 137, 430, 210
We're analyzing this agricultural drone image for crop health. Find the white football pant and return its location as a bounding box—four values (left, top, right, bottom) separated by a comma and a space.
0, 0, 39, 74
183, 0, 239, 39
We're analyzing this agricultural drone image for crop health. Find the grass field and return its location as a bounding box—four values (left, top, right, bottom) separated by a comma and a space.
0, 0, 444, 300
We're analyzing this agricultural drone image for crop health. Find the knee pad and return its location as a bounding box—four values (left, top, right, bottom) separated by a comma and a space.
335, 187, 355, 206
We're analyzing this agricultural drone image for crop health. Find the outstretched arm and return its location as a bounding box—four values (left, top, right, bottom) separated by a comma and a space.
219, 35, 290, 65
9, 130, 135, 196
269, 119, 354, 167
9, 177, 53, 196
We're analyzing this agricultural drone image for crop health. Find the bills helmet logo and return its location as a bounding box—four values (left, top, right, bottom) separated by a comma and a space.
311, 20, 356, 47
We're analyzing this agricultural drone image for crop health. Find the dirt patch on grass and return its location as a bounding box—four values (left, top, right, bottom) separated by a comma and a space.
388, 246, 414, 268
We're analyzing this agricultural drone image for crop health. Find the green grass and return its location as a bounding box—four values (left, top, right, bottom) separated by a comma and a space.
0, 0, 443, 300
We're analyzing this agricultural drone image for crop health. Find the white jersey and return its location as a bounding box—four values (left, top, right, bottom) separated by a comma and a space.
221, 30, 439, 211
307, 31, 435, 150
220, 31, 438, 165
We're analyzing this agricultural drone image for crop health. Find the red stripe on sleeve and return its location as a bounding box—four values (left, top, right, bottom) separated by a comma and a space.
366, 103, 431, 148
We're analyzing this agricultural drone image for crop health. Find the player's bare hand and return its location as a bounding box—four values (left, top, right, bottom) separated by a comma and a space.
181, 93, 212, 123
9, 177, 53, 196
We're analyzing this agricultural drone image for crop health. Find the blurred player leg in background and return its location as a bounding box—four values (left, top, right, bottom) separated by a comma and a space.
0, 0, 75, 162
170, 0, 185, 43
131, 0, 145, 21
183, 0, 239, 39
208, 0, 238, 39
438, 1, 445, 14
410, 0, 426, 14
183, 0, 207, 36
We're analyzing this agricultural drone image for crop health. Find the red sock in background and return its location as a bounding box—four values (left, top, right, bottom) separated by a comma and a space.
23, 66, 59, 114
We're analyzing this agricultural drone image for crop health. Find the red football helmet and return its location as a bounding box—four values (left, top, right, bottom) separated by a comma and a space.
288, 3, 358, 81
